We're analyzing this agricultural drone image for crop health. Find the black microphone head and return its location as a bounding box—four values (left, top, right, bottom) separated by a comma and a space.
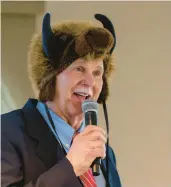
82, 100, 99, 113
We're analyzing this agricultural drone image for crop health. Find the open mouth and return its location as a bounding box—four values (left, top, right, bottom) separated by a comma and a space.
73, 92, 91, 100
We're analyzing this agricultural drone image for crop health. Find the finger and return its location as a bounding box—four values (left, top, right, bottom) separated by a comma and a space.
81, 125, 106, 136
89, 140, 106, 149
89, 148, 106, 159
88, 131, 107, 143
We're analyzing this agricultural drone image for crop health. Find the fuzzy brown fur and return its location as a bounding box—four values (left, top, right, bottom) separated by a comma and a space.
28, 20, 116, 104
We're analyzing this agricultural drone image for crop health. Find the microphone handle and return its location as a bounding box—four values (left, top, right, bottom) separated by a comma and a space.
85, 111, 101, 176
91, 157, 101, 176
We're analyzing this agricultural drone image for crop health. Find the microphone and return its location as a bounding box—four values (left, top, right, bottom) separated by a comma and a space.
82, 100, 101, 176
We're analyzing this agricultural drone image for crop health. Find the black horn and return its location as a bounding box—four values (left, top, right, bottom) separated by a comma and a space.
42, 13, 55, 58
94, 14, 116, 54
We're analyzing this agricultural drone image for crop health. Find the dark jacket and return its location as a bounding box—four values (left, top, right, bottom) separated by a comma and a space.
1, 99, 121, 187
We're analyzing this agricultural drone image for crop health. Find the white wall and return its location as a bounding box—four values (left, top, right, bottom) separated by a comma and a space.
1, 14, 35, 110
1, 2, 44, 112
1, 1, 171, 187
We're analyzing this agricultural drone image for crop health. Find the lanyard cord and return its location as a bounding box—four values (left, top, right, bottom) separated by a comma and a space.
103, 101, 110, 187
44, 103, 64, 149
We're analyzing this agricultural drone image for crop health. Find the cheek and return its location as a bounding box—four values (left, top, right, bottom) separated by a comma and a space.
94, 79, 103, 96
56, 72, 78, 94
56, 74, 70, 97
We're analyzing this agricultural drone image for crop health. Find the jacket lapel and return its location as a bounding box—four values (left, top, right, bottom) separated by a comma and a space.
22, 99, 65, 170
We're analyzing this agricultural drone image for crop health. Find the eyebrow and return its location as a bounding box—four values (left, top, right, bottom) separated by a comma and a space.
73, 60, 104, 71
96, 66, 104, 72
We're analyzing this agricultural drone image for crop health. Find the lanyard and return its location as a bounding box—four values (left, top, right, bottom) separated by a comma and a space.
44, 103, 65, 150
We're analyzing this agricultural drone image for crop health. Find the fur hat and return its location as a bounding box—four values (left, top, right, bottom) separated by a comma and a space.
28, 13, 116, 104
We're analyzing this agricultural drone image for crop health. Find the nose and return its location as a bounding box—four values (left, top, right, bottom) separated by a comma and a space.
82, 72, 95, 87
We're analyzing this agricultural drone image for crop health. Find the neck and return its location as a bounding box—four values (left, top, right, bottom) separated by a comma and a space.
46, 101, 84, 131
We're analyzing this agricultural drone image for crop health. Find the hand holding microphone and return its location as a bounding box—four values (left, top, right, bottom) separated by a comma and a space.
66, 100, 105, 177
82, 100, 103, 176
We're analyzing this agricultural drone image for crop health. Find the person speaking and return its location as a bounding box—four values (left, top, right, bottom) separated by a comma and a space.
1, 12, 122, 187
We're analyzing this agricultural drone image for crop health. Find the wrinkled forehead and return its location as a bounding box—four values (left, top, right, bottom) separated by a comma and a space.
72, 58, 104, 68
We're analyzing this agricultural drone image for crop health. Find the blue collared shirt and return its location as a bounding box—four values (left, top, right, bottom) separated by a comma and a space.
37, 101, 106, 187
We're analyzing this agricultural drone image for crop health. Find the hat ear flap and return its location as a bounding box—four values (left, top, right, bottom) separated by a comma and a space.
97, 76, 109, 104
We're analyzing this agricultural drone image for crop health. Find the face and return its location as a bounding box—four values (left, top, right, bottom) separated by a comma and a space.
54, 58, 104, 117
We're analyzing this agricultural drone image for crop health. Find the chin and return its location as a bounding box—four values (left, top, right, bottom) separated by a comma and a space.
68, 102, 83, 116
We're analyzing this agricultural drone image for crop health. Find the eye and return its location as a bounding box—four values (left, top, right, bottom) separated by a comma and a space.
75, 66, 84, 72
93, 70, 103, 77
